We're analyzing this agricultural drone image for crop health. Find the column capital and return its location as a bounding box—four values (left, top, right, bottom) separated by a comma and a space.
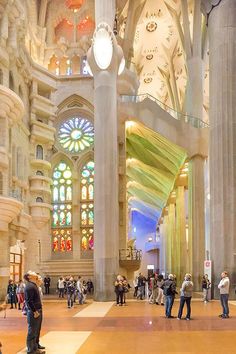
201, 0, 222, 22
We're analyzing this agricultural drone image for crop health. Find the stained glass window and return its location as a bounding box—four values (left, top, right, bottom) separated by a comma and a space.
80, 161, 94, 253
58, 117, 94, 153
52, 161, 72, 252
52, 229, 72, 252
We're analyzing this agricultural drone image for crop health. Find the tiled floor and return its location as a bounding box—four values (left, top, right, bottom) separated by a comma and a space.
1, 298, 236, 354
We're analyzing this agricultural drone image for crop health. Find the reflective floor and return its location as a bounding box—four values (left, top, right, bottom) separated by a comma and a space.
1, 298, 236, 354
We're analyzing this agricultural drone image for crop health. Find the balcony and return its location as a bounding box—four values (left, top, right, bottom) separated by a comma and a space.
29, 175, 52, 195
119, 248, 142, 271
0, 194, 23, 231
31, 120, 55, 145
0, 84, 24, 125
30, 93, 56, 118
30, 202, 52, 229
30, 159, 51, 170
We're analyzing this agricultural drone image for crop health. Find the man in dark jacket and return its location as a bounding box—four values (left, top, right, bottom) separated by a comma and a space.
24, 271, 45, 354
163, 274, 177, 318
43, 275, 51, 295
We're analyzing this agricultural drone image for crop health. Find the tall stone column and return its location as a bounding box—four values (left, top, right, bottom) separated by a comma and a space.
159, 221, 167, 275
0, 231, 9, 300
188, 155, 205, 290
88, 0, 123, 300
169, 203, 176, 274
201, 0, 236, 297
176, 186, 187, 282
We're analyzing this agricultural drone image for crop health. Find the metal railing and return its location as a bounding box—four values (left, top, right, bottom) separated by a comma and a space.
119, 248, 142, 261
120, 93, 209, 129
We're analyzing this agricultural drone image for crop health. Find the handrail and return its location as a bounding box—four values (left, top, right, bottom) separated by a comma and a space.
119, 248, 142, 261
120, 93, 209, 129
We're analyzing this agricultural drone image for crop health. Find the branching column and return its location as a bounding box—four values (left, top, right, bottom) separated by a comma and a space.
201, 0, 236, 297
88, 0, 122, 301
176, 186, 187, 282
188, 155, 205, 290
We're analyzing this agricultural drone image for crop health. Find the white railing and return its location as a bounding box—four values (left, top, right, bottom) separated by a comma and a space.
120, 93, 209, 129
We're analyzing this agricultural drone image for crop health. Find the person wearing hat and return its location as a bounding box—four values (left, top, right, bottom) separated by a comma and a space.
163, 274, 177, 318
24, 271, 45, 354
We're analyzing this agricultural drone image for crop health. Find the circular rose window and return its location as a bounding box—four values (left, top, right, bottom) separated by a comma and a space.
58, 117, 94, 153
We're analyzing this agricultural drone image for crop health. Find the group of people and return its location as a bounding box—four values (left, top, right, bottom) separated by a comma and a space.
7, 279, 25, 310
57, 275, 93, 308
115, 271, 230, 321
114, 275, 131, 306
57, 276, 94, 302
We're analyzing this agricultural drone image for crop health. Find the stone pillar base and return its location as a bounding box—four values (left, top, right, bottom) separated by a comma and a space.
94, 257, 118, 301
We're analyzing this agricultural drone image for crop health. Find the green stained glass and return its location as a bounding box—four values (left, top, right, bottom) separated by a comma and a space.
82, 170, 89, 178
53, 187, 58, 201
60, 186, 65, 201
58, 117, 94, 154
52, 162, 72, 231
80, 160, 94, 254
88, 210, 93, 225
66, 212, 71, 225
54, 171, 61, 179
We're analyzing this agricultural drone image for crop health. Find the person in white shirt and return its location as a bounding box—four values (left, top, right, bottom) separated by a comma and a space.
77, 276, 84, 305
218, 271, 230, 318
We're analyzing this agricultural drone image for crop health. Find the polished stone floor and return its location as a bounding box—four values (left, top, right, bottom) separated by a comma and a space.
1, 298, 236, 354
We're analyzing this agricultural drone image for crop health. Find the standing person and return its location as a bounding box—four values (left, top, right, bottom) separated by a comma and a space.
24, 271, 45, 354
82, 281, 88, 303
77, 276, 84, 305
133, 275, 138, 298
66, 277, 76, 308
163, 274, 177, 318
16, 280, 25, 310
202, 274, 211, 303
43, 276, 50, 295
218, 271, 230, 319
58, 277, 65, 298
7, 280, 17, 309
149, 274, 157, 304
86, 279, 94, 295
114, 275, 124, 306
177, 273, 193, 320
156, 274, 165, 305
137, 273, 145, 300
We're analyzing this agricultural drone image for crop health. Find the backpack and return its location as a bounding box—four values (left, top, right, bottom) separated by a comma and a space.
163, 282, 172, 296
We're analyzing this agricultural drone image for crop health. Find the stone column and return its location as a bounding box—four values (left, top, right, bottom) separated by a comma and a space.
188, 155, 205, 291
0, 231, 9, 300
176, 186, 187, 282
38, 0, 48, 27
169, 203, 176, 275
159, 221, 167, 275
88, 0, 123, 301
201, 0, 236, 297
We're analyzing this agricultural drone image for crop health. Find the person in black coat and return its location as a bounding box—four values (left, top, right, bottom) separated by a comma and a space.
43, 276, 51, 295
24, 271, 45, 354
7, 280, 17, 309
